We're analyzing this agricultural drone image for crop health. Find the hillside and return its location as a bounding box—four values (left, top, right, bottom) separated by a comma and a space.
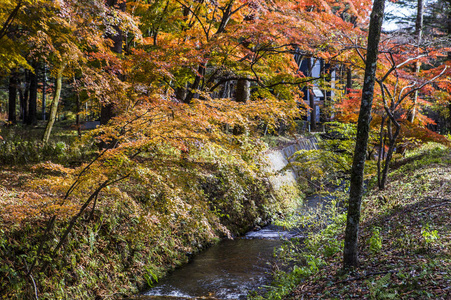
282, 146, 451, 299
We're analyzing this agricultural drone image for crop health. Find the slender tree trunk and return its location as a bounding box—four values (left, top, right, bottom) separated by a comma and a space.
175, 82, 187, 102
42, 64, 47, 120
408, 0, 424, 122
18, 87, 24, 120
43, 63, 66, 143
27, 63, 38, 125
380, 121, 400, 189
377, 115, 386, 189
100, 0, 125, 125
184, 64, 206, 104
106, 0, 125, 54
310, 90, 317, 131
346, 67, 352, 93
448, 102, 451, 133
343, 0, 385, 269
20, 71, 29, 122
8, 72, 17, 124
75, 77, 82, 138
446, 3, 451, 132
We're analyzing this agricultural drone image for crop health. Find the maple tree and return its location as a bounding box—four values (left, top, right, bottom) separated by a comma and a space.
337, 0, 451, 269
3, 0, 451, 297
333, 5, 451, 190
0, 1, 376, 297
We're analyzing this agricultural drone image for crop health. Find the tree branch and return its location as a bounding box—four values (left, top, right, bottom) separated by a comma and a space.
176, 0, 209, 39
418, 200, 451, 213
0, 0, 23, 41
41, 174, 130, 273
399, 66, 448, 105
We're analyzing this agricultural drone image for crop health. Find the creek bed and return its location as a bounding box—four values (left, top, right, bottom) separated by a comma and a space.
138, 194, 330, 300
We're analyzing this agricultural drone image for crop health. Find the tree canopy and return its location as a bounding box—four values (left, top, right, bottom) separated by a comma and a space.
0, 0, 450, 298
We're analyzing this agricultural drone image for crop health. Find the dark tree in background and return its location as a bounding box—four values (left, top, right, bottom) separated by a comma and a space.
100, 0, 126, 125
8, 72, 17, 124
26, 63, 38, 125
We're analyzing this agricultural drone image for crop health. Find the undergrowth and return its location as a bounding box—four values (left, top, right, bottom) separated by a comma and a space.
251, 144, 451, 300
0, 126, 96, 165
0, 132, 300, 299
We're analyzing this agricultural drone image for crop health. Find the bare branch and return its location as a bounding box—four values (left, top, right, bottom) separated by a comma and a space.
380, 53, 427, 83
398, 66, 448, 105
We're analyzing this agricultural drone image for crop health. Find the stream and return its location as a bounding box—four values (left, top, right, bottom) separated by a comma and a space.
137, 193, 331, 300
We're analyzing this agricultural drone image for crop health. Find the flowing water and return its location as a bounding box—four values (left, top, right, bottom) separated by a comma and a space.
137, 194, 331, 300
139, 239, 284, 300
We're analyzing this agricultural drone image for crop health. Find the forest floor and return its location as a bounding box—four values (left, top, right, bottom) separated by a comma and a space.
286, 147, 451, 299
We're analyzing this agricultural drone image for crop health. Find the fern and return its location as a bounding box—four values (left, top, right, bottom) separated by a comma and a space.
368, 273, 398, 300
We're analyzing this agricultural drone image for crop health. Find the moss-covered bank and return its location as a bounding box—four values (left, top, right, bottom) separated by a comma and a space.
0, 137, 300, 299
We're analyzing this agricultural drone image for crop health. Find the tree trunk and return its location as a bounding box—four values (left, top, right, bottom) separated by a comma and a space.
20, 71, 29, 123
8, 72, 17, 124
184, 64, 205, 104
448, 102, 451, 133
100, 0, 126, 125
346, 67, 352, 93
106, 0, 125, 54
42, 64, 47, 120
309, 90, 316, 131
236, 78, 250, 103
408, 0, 424, 122
75, 77, 82, 138
343, 0, 385, 269
100, 103, 115, 125
175, 82, 187, 102
377, 115, 386, 189
43, 63, 66, 143
27, 63, 38, 125
380, 121, 400, 189
447, 2, 451, 132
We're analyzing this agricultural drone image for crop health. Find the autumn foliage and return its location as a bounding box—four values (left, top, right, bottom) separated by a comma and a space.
1, 0, 450, 298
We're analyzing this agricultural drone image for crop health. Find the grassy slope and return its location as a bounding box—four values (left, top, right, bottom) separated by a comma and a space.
286, 146, 451, 299
0, 127, 300, 299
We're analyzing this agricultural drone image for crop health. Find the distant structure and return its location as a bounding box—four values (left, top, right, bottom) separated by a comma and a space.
295, 53, 338, 132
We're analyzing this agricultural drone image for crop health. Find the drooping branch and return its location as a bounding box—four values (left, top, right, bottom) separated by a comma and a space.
40, 174, 130, 273
0, 0, 23, 41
